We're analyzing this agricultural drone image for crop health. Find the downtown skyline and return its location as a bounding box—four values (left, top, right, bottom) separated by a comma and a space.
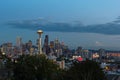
1, 0, 120, 50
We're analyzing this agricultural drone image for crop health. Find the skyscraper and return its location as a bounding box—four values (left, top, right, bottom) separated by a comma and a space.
16, 37, 22, 47
43, 35, 50, 55
54, 39, 62, 57
16, 37, 22, 55
44, 35, 49, 47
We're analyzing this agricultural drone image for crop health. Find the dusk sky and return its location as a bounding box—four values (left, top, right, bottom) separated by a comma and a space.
1, 0, 120, 50
0, 0, 120, 24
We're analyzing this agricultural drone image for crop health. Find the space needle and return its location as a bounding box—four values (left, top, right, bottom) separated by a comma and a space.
37, 30, 43, 54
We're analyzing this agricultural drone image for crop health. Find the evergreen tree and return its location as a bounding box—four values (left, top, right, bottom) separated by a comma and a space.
6, 54, 59, 80
64, 60, 106, 80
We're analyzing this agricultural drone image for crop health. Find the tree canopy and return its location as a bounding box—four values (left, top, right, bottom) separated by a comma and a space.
6, 54, 59, 80
5, 54, 107, 80
64, 60, 106, 80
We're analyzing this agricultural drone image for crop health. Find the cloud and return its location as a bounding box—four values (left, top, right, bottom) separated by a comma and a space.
95, 41, 103, 46
6, 16, 120, 35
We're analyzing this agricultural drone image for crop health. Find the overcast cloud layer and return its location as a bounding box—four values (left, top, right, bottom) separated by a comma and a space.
6, 16, 120, 35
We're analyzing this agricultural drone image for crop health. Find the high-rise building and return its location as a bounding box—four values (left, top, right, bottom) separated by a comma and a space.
16, 37, 22, 47
26, 40, 33, 55
49, 41, 55, 56
54, 39, 62, 57
0, 42, 13, 57
43, 35, 50, 55
44, 35, 49, 46
54, 39, 59, 49
16, 37, 22, 55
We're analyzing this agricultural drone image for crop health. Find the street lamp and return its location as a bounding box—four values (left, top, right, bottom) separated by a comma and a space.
37, 30, 43, 54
